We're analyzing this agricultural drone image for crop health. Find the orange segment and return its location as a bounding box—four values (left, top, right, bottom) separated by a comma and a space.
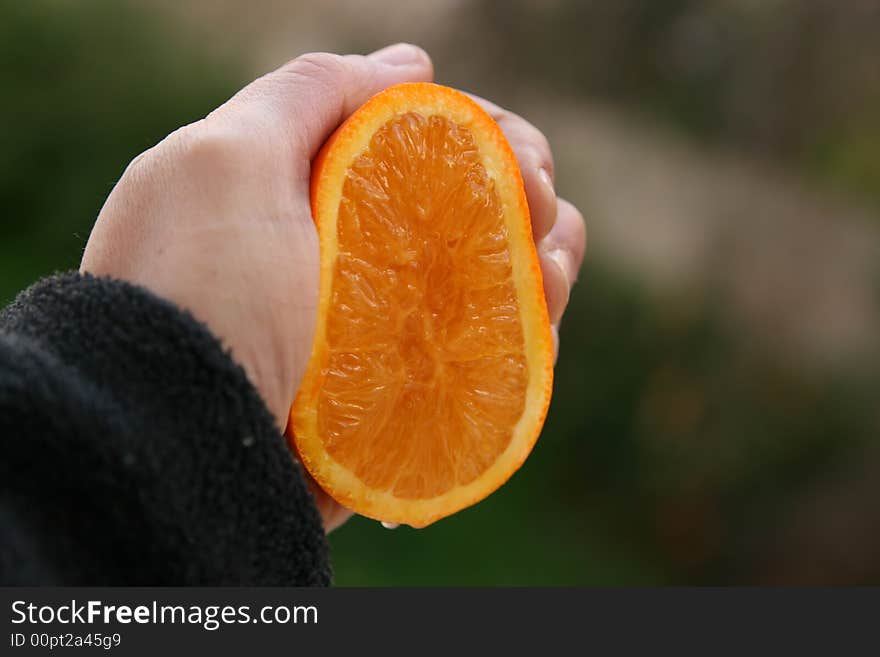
289, 83, 553, 527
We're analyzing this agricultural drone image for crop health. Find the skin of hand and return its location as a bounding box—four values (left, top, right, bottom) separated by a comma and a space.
80, 43, 587, 532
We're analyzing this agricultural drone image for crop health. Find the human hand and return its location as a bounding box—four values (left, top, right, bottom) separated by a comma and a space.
80, 43, 586, 532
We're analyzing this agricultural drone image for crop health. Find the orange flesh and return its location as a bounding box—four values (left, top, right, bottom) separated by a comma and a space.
317, 112, 529, 500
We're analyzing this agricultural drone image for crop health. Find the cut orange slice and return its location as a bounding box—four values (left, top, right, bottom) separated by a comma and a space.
288, 83, 553, 527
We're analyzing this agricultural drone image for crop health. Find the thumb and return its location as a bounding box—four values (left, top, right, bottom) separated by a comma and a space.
210, 43, 434, 167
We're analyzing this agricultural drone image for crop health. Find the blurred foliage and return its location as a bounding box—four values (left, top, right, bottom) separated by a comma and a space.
0, 0, 242, 304
434, 0, 880, 208
1, 0, 879, 584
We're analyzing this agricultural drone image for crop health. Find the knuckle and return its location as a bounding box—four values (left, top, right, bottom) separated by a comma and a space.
506, 112, 551, 157
546, 198, 587, 252
515, 132, 553, 177
180, 121, 238, 164
119, 146, 157, 180
529, 127, 554, 170
156, 120, 246, 187
525, 142, 551, 174
489, 103, 510, 123
559, 197, 582, 221
121, 124, 207, 180
283, 52, 347, 86
562, 199, 588, 252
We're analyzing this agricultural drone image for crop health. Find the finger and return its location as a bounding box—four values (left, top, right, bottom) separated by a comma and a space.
210, 43, 434, 171
301, 467, 355, 533
466, 93, 557, 241
538, 198, 587, 324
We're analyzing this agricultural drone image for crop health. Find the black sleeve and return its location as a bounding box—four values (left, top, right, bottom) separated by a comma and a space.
0, 272, 330, 585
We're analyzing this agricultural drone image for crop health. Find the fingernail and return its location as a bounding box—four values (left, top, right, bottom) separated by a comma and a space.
381, 521, 400, 530
538, 167, 554, 192
548, 247, 575, 285
368, 43, 425, 66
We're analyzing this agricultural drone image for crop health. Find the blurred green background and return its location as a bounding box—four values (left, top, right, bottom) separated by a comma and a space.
2, 0, 879, 585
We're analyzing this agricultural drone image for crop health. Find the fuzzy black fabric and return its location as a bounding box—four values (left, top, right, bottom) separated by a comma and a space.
0, 272, 330, 585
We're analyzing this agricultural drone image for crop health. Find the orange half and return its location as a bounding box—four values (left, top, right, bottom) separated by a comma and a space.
288, 82, 553, 527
